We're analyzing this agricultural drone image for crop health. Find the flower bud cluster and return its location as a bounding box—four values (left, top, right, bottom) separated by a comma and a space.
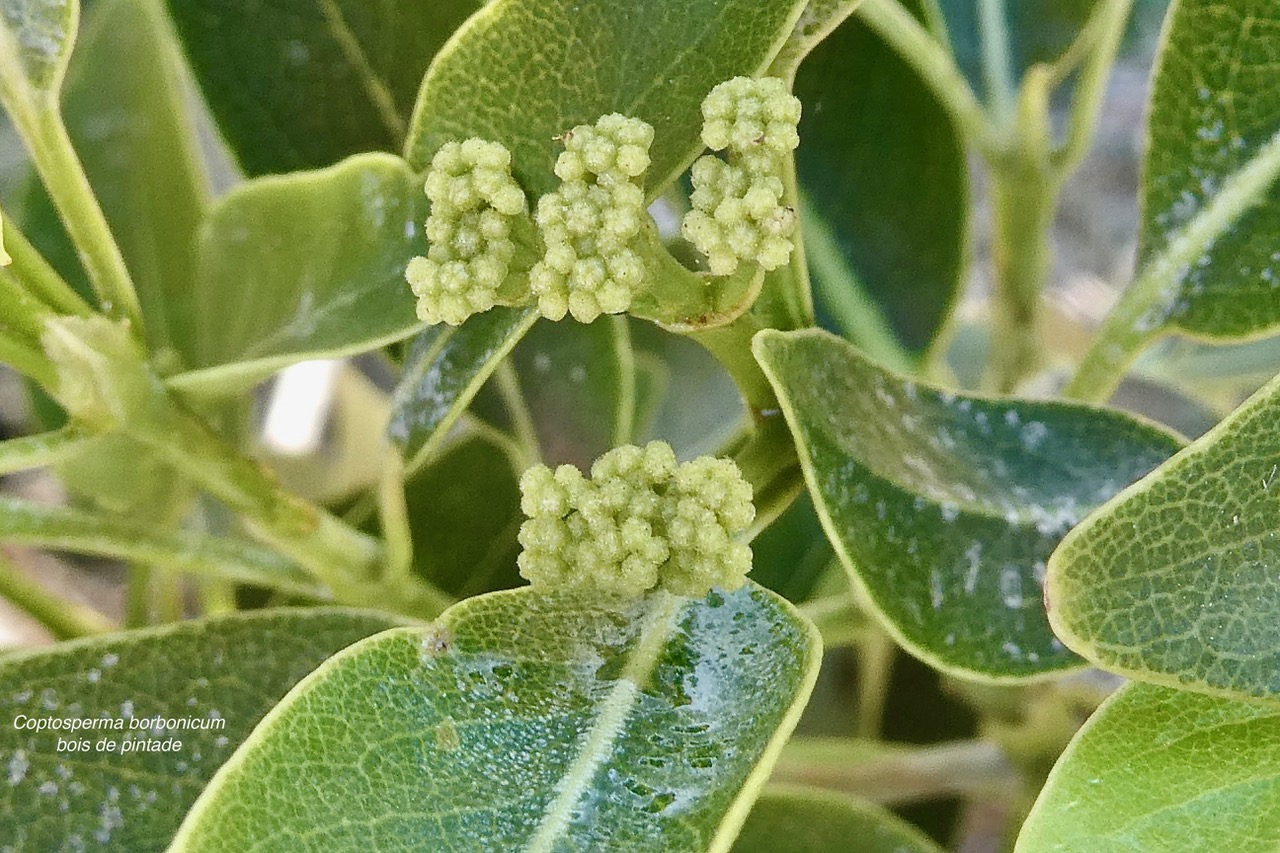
406, 139, 527, 326
682, 77, 801, 275
517, 441, 755, 599
529, 114, 654, 323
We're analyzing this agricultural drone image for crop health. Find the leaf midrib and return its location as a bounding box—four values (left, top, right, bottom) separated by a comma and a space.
523, 593, 685, 852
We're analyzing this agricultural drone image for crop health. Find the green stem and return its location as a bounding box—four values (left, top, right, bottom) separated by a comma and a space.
2, 214, 93, 317
984, 68, 1058, 393
730, 415, 803, 538
853, 627, 896, 739
0, 426, 88, 476
1065, 124, 1280, 402
797, 593, 866, 649
124, 564, 152, 628
772, 738, 1019, 805
0, 549, 114, 639
856, 0, 995, 154
0, 495, 324, 596
21, 109, 143, 330
1051, 0, 1135, 175
978, 0, 1017, 126
494, 360, 541, 464
0, 266, 55, 342
379, 448, 414, 584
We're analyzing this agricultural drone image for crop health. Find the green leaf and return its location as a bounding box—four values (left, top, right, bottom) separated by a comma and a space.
749, 492, 833, 604
939, 0, 1099, 95
793, 0, 967, 359
1048, 370, 1280, 702
47, 0, 209, 370
512, 316, 635, 468
733, 787, 943, 853
1133, 0, 1280, 340
166, 153, 426, 397
754, 328, 1184, 680
171, 584, 821, 851
0, 608, 402, 851
1016, 682, 1280, 853
0, 0, 76, 117
404, 0, 809, 196
403, 432, 523, 598
164, 0, 482, 175
388, 306, 538, 473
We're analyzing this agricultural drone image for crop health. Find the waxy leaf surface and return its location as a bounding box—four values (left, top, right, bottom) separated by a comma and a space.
733, 787, 943, 853
1138, 0, 1280, 339
171, 584, 820, 851
0, 608, 401, 851
404, 0, 809, 196
755, 329, 1183, 679
1016, 682, 1280, 852
164, 0, 482, 175
1049, 370, 1280, 702
168, 153, 425, 397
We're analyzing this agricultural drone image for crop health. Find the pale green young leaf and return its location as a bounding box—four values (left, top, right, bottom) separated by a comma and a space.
792, 0, 967, 359
511, 316, 635, 468
44, 0, 209, 371
1016, 682, 1280, 853
164, 0, 482, 175
0, 0, 76, 118
404, 0, 809, 196
170, 584, 820, 852
755, 329, 1183, 680
733, 787, 943, 853
387, 306, 538, 473
1048, 370, 1280, 702
0, 608, 403, 851
166, 153, 426, 397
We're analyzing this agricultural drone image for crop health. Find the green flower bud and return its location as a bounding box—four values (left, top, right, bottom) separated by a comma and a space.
700, 76, 801, 159
517, 441, 755, 599
683, 77, 801, 275
407, 139, 528, 326
530, 114, 655, 323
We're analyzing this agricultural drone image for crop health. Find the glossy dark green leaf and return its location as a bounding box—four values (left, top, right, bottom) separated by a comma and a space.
404, 0, 809, 196
171, 584, 820, 851
511, 316, 635, 468
166, 153, 426, 397
1016, 682, 1280, 852
1048, 370, 1280, 702
404, 433, 523, 598
388, 306, 538, 473
734, 787, 943, 853
52, 0, 209, 370
750, 492, 833, 604
755, 328, 1183, 680
792, 0, 967, 358
1132, 0, 1280, 340
0, 608, 402, 851
164, 0, 482, 175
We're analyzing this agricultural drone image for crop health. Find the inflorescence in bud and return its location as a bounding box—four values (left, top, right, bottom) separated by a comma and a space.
406, 139, 528, 326
529, 114, 655, 323
682, 77, 801, 276
517, 441, 755, 599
